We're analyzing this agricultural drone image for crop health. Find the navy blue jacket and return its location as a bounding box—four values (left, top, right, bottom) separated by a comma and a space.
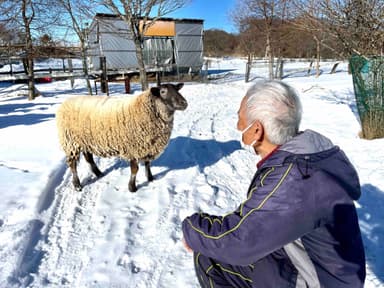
182, 130, 366, 287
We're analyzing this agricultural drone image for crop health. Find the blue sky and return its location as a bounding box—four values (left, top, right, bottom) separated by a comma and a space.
168, 0, 237, 33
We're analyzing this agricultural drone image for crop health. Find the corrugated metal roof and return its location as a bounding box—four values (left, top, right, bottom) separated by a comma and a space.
93, 13, 204, 24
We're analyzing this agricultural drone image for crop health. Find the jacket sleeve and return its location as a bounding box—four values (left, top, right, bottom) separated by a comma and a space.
182, 163, 316, 266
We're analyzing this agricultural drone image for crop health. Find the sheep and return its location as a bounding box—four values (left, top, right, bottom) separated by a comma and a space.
56, 83, 187, 192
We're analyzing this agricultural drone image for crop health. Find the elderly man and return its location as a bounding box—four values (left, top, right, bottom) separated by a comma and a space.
182, 80, 366, 287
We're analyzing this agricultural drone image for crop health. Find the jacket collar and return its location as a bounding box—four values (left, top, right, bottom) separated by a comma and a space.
257, 130, 336, 169
257, 145, 281, 169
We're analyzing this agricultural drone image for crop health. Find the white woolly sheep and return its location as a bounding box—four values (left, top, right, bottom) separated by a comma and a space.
56, 83, 187, 192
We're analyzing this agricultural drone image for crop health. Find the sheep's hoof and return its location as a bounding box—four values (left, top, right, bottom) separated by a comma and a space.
73, 180, 82, 191
129, 182, 137, 193
74, 184, 82, 192
96, 172, 104, 178
94, 170, 103, 178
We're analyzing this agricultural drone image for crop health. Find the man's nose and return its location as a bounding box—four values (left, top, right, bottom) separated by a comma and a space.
237, 121, 242, 131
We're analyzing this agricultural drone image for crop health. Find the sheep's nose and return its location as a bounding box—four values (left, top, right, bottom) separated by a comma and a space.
180, 99, 188, 110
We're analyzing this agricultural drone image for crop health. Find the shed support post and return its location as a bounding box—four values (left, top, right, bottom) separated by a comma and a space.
125, 75, 131, 94
156, 71, 161, 86
100, 56, 108, 95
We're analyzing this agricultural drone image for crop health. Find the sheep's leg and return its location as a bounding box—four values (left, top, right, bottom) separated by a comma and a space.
129, 159, 138, 192
68, 157, 82, 191
144, 161, 154, 182
83, 151, 103, 178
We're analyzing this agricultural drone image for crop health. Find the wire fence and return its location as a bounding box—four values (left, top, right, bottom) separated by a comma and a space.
350, 55, 384, 139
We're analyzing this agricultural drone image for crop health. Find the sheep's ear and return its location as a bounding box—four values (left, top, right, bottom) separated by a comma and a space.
176, 83, 184, 91
150, 87, 160, 97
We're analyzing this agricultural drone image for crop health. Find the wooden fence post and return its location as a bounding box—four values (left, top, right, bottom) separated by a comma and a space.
307, 60, 314, 76
100, 56, 108, 95
9, 59, 13, 78
278, 59, 284, 79
245, 62, 251, 83
330, 62, 339, 74
68, 59, 74, 89
203, 60, 209, 83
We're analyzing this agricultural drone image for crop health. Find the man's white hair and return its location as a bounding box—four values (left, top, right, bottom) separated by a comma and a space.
245, 80, 302, 145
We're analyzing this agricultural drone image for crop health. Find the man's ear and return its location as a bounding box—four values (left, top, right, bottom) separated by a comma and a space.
150, 87, 160, 97
253, 120, 264, 141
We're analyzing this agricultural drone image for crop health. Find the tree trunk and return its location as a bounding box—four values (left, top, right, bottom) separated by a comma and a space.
314, 36, 321, 77
22, 0, 37, 101
245, 54, 252, 83
266, 33, 274, 80
25, 33, 37, 100
27, 57, 36, 100
80, 40, 92, 95
135, 39, 148, 91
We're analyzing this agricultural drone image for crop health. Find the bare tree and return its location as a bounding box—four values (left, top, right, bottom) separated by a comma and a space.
102, 0, 189, 90
55, 0, 98, 95
22, 0, 38, 100
255, 0, 275, 79
233, 0, 287, 80
231, 3, 261, 82
0, 23, 13, 45
0, 0, 56, 100
319, 0, 384, 140
234, 18, 264, 81
292, 0, 328, 77
273, 0, 289, 79
320, 0, 384, 57
203, 29, 238, 57
0, 15, 19, 60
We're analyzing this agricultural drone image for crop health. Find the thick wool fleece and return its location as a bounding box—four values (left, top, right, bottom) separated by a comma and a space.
56, 91, 172, 162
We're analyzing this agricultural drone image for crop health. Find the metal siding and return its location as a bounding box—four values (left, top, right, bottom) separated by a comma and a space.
98, 19, 137, 69
176, 22, 203, 35
176, 35, 202, 51
175, 21, 203, 68
105, 52, 138, 69
101, 34, 136, 51
87, 16, 203, 70
143, 38, 174, 66
98, 18, 131, 34
178, 52, 203, 67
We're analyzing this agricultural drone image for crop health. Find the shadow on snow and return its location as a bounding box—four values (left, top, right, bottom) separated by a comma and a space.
153, 136, 241, 174
62, 136, 241, 191
0, 112, 55, 129
204, 69, 237, 76
358, 184, 384, 282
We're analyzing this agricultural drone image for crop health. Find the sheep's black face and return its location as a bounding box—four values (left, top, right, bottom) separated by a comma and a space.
151, 83, 188, 111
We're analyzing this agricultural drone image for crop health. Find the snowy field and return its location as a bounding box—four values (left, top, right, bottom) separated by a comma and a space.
0, 58, 383, 287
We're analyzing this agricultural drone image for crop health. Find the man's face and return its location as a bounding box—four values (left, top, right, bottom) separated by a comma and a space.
237, 96, 248, 131
237, 96, 255, 146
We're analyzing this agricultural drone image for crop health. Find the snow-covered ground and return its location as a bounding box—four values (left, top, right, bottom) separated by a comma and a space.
0, 58, 383, 287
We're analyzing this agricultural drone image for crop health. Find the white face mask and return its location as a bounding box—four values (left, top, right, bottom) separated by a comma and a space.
240, 122, 257, 154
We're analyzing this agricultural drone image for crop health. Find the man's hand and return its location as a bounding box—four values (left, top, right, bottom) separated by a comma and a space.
182, 238, 193, 253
